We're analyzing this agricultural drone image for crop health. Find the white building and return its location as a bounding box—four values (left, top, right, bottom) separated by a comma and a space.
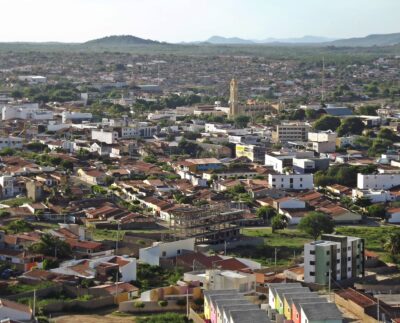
91, 129, 118, 144
352, 188, 396, 203
18, 75, 47, 84
185, 269, 256, 292
0, 176, 15, 198
265, 151, 314, 173
357, 173, 400, 190
51, 255, 136, 282
308, 130, 337, 153
139, 238, 195, 266
0, 298, 32, 321
62, 111, 93, 123
0, 137, 23, 150
268, 173, 313, 190
2, 103, 53, 121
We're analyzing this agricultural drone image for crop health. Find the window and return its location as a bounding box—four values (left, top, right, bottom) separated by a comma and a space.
310, 250, 315, 255
162, 251, 167, 257
300, 184, 303, 188
347, 257, 351, 261
309, 261, 315, 265
326, 251, 330, 255
272, 178, 276, 182
300, 178, 303, 182
337, 260, 340, 264
326, 261, 330, 266
310, 272, 315, 276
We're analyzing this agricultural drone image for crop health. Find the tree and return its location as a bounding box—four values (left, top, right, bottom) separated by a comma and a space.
30, 234, 72, 259
383, 232, 400, 257
313, 115, 341, 131
377, 128, 398, 142
354, 196, 372, 208
366, 204, 386, 219
357, 105, 378, 116
298, 212, 335, 240
256, 206, 277, 223
271, 214, 287, 233
234, 115, 250, 128
337, 117, 364, 136
6, 220, 33, 233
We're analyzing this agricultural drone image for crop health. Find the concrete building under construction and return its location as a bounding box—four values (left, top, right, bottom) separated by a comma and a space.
167, 204, 244, 245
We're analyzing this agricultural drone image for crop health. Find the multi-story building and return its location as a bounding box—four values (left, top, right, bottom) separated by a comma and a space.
357, 173, 400, 190
268, 173, 313, 190
62, 111, 93, 123
91, 129, 118, 144
307, 130, 337, 153
235, 144, 266, 163
304, 234, 364, 285
2, 103, 53, 121
0, 137, 23, 150
272, 123, 310, 143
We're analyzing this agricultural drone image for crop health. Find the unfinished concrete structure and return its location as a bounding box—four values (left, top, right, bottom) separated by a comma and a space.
168, 204, 244, 244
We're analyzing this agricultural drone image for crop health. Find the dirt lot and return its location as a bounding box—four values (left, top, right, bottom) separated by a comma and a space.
52, 314, 135, 323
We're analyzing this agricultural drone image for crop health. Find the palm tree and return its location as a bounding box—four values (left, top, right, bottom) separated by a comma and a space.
383, 232, 400, 257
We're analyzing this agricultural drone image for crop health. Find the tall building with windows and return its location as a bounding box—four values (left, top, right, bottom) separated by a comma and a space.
304, 234, 364, 285
229, 78, 240, 118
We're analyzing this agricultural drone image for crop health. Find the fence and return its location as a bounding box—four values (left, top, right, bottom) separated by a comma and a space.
119, 300, 187, 314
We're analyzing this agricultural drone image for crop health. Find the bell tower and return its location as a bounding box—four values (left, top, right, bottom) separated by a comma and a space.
229, 78, 239, 118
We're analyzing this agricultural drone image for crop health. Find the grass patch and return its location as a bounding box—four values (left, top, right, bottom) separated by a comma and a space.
241, 226, 400, 266
0, 197, 31, 207
237, 228, 311, 266
6, 281, 54, 294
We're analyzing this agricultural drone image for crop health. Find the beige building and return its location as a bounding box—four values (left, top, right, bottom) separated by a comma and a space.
272, 122, 310, 143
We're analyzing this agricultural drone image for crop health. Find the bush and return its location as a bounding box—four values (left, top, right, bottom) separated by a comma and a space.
176, 299, 186, 306
158, 300, 168, 307
258, 294, 267, 301
134, 301, 145, 308
194, 298, 204, 306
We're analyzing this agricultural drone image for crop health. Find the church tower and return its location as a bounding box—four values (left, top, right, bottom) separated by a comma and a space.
229, 78, 239, 118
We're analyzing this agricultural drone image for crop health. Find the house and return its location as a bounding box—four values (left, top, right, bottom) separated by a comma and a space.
268, 173, 313, 190
0, 298, 32, 322
140, 282, 202, 303
139, 238, 195, 266
289, 296, 323, 323
300, 302, 342, 323
77, 168, 106, 185
357, 173, 400, 190
178, 158, 223, 174
90, 282, 139, 304
0, 249, 43, 271
184, 269, 256, 292
51, 255, 136, 282
387, 207, 400, 223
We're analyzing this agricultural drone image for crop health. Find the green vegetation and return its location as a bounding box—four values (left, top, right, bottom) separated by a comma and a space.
1, 197, 31, 207
337, 117, 365, 136
271, 214, 288, 233
298, 212, 335, 240
313, 115, 341, 131
314, 164, 376, 187
30, 234, 72, 259
5, 220, 33, 233
134, 263, 183, 292
7, 281, 54, 294
136, 313, 190, 323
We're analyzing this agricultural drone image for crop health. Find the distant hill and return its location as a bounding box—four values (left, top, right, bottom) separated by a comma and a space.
206, 36, 255, 44
330, 33, 400, 47
84, 35, 163, 46
202, 35, 335, 45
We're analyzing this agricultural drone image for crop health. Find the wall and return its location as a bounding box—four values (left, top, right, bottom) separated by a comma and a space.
119, 300, 187, 314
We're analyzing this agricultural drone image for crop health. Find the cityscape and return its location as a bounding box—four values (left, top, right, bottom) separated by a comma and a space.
0, 1, 400, 322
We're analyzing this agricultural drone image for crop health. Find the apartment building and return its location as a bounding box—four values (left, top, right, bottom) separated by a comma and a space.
357, 173, 400, 190
272, 123, 310, 143
91, 129, 118, 144
268, 173, 313, 190
307, 130, 337, 153
304, 234, 364, 285
0, 137, 23, 150
235, 144, 266, 163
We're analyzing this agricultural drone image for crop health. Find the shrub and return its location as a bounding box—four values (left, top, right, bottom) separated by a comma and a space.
158, 300, 168, 307
258, 294, 267, 301
134, 301, 145, 308
176, 299, 186, 306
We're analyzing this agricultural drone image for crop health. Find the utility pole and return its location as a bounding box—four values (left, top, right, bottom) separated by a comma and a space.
186, 286, 190, 318
115, 271, 119, 305
115, 221, 120, 255
33, 289, 36, 321
377, 297, 380, 323
321, 56, 326, 102
274, 248, 277, 267
328, 269, 331, 302
224, 241, 227, 256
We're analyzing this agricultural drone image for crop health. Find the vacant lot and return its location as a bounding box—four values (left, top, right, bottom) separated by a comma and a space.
240, 225, 400, 265
53, 314, 135, 323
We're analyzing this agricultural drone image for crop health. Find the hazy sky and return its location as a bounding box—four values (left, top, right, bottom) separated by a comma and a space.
1, 0, 399, 42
